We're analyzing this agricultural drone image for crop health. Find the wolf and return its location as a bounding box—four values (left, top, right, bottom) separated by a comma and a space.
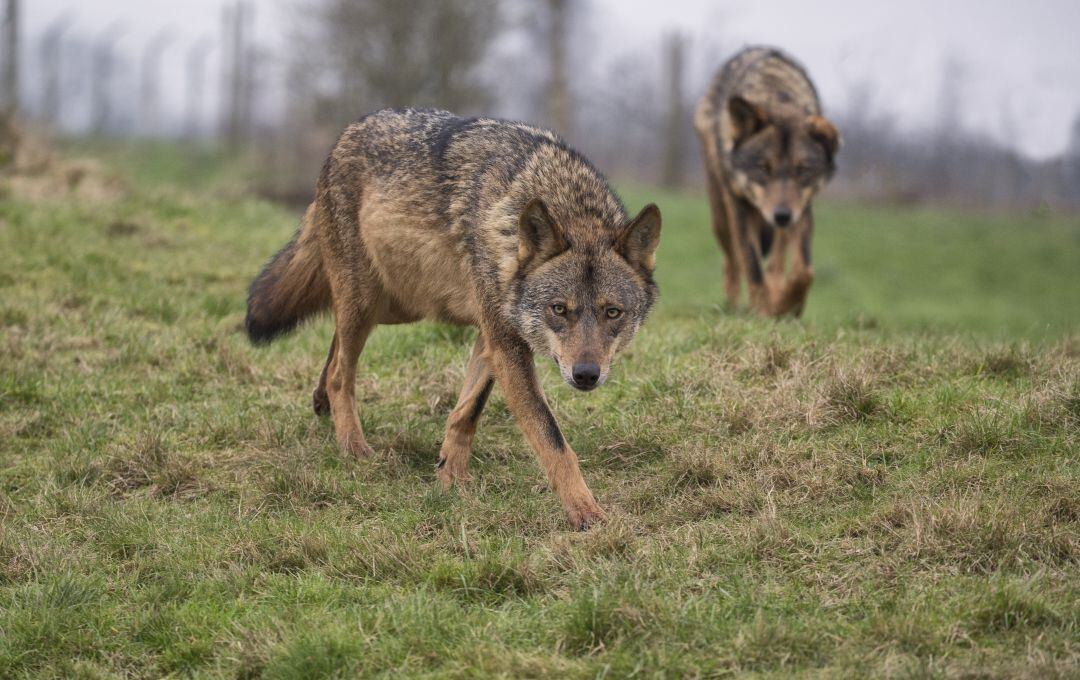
245, 108, 662, 530
694, 46, 840, 317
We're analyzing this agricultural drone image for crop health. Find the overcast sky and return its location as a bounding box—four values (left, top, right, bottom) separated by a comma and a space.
23, 0, 1080, 158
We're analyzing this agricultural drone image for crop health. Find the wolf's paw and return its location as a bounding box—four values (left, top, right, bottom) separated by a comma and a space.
353, 442, 376, 458
566, 500, 606, 532
339, 432, 374, 459
435, 456, 471, 490
312, 388, 330, 416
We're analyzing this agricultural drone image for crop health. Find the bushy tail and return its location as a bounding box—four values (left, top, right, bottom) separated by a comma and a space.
245, 205, 331, 344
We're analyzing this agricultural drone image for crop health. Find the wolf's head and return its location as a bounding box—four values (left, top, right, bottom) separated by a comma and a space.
514, 200, 661, 391
727, 96, 840, 228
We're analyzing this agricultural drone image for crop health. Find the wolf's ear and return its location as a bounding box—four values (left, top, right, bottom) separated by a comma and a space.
807, 115, 841, 164
729, 96, 768, 143
518, 198, 567, 268
617, 203, 662, 274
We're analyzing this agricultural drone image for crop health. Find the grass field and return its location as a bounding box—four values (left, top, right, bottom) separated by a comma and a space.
1, 146, 1078, 677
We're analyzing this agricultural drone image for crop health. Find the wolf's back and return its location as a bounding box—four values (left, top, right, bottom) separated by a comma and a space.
245, 108, 627, 344
710, 46, 821, 116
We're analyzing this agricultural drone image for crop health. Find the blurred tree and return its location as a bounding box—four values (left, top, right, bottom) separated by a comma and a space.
0, 0, 15, 168
222, 1, 254, 147
1, 0, 16, 118
509, 0, 589, 139
91, 23, 125, 136
927, 54, 966, 198
542, 0, 572, 137
184, 36, 214, 139
139, 28, 175, 137
40, 15, 74, 128
305, 0, 501, 118
262, 0, 500, 202
575, 51, 662, 185
1066, 112, 1080, 206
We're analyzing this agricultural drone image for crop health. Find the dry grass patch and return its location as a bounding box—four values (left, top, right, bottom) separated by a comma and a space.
875, 493, 1077, 574
811, 367, 884, 426
973, 345, 1035, 380
89, 432, 211, 500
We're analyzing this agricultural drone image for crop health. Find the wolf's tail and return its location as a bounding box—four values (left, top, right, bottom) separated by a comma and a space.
245, 204, 331, 345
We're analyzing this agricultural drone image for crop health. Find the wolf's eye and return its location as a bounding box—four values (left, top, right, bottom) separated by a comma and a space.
756, 160, 772, 174
605, 307, 622, 319
551, 303, 567, 316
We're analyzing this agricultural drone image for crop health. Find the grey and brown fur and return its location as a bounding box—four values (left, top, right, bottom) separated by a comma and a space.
694, 46, 840, 317
245, 108, 662, 530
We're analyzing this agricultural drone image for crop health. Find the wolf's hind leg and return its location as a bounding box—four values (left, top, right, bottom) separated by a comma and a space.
315, 168, 380, 457
313, 333, 337, 416
325, 294, 377, 458
320, 233, 377, 456
436, 334, 493, 489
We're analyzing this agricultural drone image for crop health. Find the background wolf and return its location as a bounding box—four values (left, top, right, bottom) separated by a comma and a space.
694, 46, 840, 317
245, 108, 661, 530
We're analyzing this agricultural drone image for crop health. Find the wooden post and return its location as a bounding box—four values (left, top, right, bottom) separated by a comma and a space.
140, 28, 175, 137
2, 0, 18, 119
185, 36, 213, 139
41, 16, 73, 127
661, 32, 687, 188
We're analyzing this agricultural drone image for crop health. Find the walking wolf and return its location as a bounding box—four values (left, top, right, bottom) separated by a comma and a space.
694, 47, 839, 316
246, 108, 662, 530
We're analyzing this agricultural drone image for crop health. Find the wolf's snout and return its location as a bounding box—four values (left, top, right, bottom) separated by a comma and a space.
571, 362, 601, 390
773, 206, 792, 227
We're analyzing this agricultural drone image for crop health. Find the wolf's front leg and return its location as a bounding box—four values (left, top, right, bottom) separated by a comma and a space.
773, 213, 815, 317
764, 227, 790, 297
437, 334, 493, 488
488, 333, 605, 531
731, 203, 771, 315
743, 235, 771, 316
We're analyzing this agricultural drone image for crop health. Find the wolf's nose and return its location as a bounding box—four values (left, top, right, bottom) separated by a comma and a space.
773, 207, 792, 226
572, 362, 601, 389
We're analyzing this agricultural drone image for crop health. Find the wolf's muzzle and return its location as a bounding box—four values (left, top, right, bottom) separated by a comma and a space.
571, 362, 601, 391
773, 206, 793, 227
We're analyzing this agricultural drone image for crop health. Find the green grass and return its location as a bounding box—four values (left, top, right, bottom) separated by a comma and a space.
647, 185, 1080, 338
0, 148, 1077, 677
